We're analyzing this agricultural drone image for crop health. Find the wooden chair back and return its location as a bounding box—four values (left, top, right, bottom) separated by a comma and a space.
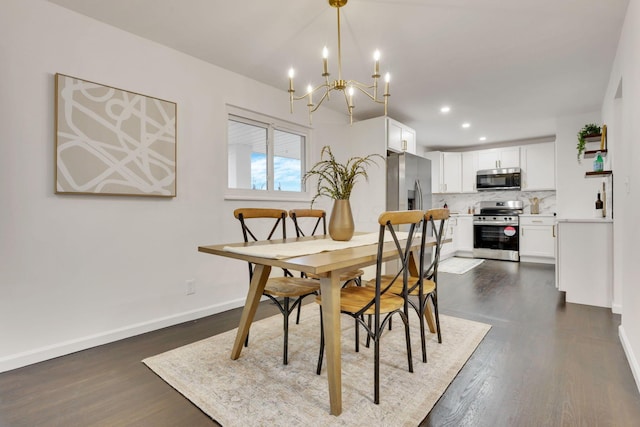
233, 208, 289, 280
417, 208, 450, 288
289, 209, 326, 237
363, 210, 425, 317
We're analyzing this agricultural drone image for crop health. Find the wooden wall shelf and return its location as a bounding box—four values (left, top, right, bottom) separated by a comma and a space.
585, 171, 612, 177
584, 149, 608, 158
584, 133, 602, 142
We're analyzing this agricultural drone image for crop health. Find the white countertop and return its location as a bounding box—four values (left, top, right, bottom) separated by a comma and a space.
556, 218, 613, 223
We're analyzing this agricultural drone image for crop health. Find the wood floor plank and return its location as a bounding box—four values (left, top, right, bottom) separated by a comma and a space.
1, 260, 639, 426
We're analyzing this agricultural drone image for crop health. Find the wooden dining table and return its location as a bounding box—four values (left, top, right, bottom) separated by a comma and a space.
198, 232, 445, 416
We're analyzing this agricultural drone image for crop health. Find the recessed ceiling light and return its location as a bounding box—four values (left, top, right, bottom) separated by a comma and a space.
479, 136, 487, 141
440, 106, 451, 113
462, 122, 471, 128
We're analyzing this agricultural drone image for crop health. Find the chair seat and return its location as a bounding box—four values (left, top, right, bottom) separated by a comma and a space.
264, 277, 320, 297
315, 286, 405, 315
365, 275, 436, 296
306, 269, 364, 283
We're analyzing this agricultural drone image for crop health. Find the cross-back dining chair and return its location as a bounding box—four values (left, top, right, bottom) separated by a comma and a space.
289, 209, 363, 288
375, 208, 449, 363
315, 210, 424, 404
289, 208, 367, 350
233, 208, 320, 365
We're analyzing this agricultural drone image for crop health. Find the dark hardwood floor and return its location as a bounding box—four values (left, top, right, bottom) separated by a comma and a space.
1, 260, 639, 426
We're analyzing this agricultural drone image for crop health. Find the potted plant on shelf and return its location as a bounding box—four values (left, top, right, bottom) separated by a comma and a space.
576, 123, 601, 163
303, 145, 382, 241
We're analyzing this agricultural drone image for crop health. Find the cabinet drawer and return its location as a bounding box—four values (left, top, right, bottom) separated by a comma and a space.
520, 216, 555, 226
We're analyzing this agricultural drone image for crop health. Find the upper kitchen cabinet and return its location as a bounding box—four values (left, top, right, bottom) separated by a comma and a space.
349, 116, 416, 155
424, 151, 462, 193
477, 146, 520, 170
520, 142, 555, 190
387, 117, 417, 154
461, 151, 478, 193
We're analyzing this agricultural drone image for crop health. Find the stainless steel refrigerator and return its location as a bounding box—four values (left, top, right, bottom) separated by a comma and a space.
386, 152, 432, 273
386, 152, 432, 212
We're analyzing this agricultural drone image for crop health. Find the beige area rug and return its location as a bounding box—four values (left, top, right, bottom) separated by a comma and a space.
143, 306, 491, 426
438, 257, 485, 274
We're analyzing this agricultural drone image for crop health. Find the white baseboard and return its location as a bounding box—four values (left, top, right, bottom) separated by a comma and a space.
612, 302, 622, 314
619, 324, 640, 394
519, 255, 555, 265
0, 298, 246, 374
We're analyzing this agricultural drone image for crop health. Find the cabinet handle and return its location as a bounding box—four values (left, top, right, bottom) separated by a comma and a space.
402, 140, 407, 151
521, 228, 525, 236
532, 220, 543, 223
552, 225, 556, 237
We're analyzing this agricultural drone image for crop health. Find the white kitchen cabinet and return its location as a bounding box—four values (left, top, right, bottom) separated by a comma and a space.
442, 152, 462, 193
440, 216, 458, 259
556, 220, 612, 307
423, 151, 442, 194
387, 117, 416, 154
519, 215, 556, 264
520, 142, 555, 190
477, 146, 520, 170
455, 215, 474, 256
424, 151, 462, 193
461, 151, 478, 193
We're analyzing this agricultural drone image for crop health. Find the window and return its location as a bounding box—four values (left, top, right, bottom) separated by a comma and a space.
227, 108, 309, 200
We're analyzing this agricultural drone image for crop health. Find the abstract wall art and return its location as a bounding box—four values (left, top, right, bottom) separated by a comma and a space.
55, 73, 177, 197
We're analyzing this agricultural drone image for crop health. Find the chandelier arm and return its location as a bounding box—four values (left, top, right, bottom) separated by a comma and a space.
310, 89, 332, 113
291, 83, 330, 102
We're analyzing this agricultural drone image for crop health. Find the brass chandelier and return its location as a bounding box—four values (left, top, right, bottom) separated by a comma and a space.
288, 0, 390, 124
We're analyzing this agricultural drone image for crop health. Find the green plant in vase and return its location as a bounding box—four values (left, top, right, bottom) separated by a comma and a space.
576, 123, 601, 163
303, 145, 382, 240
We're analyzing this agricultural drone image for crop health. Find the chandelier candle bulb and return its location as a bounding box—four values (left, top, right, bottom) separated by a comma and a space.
373, 50, 380, 77
322, 47, 329, 76
288, 68, 295, 92
384, 73, 390, 96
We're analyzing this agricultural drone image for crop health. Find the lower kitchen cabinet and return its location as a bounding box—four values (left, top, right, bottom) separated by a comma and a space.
440, 216, 457, 259
519, 215, 556, 264
556, 219, 612, 308
456, 215, 474, 257
439, 214, 473, 259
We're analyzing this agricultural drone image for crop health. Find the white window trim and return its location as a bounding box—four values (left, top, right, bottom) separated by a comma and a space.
224, 105, 313, 202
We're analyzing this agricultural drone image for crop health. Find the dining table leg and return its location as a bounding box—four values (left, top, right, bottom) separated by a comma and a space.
319, 271, 342, 415
231, 264, 272, 360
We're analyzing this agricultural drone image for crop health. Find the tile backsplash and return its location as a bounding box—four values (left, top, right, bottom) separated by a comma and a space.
433, 190, 556, 215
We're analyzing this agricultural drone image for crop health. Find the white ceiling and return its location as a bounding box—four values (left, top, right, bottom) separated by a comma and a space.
48, 0, 629, 149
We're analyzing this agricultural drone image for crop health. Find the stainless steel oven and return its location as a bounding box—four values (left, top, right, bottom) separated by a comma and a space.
473, 200, 523, 262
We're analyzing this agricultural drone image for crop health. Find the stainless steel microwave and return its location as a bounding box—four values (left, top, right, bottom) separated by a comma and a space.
476, 167, 521, 191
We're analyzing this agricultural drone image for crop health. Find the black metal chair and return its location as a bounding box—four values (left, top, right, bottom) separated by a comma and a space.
376, 208, 449, 362
315, 210, 423, 404
234, 208, 320, 365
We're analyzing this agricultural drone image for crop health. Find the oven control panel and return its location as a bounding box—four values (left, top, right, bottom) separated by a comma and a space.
473, 215, 519, 226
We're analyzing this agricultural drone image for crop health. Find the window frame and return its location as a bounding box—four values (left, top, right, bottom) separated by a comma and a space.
225, 106, 312, 202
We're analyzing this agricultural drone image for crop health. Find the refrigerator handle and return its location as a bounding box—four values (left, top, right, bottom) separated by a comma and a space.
415, 179, 423, 210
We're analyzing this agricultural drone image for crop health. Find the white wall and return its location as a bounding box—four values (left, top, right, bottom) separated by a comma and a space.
0, 0, 349, 372
555, 111, 605, 219
601, 0, 640, 391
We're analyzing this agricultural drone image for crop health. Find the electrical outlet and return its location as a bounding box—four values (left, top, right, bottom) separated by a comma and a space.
186, 279, 196, 295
